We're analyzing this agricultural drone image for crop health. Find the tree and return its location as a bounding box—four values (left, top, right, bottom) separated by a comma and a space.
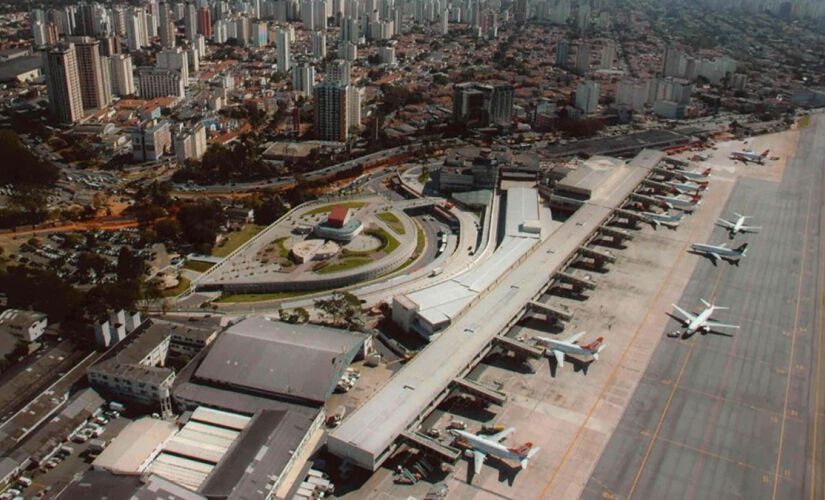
0, 129, 58, 186
176, 201, 226, 253
254, 195, 288, 225
314, 291, 364, 329
117, 246, 145, 281
77, 252, 107, 279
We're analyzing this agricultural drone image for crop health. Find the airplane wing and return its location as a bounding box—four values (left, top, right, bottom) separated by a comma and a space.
671, 304, 696, 323
710, 252, 721, 263
704, 321, 740, 330
473, 450, 485, 475
552, 349, 565, 368
716, 218, 734, 228
489, 427, 515, 442
741, 226, 761, 233
563, 331, 588, 344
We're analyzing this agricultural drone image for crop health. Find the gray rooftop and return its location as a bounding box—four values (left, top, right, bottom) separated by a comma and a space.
199, 409, 310, 500
88, 320, 174, 385
0, 55, 42, 81
328, 150, 662, 470
194, 317, 365, 404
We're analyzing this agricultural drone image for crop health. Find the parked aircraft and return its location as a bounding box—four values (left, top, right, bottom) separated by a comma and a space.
450, 427, 540, 474
654, 193, 702, 210
730, 149, 769, 164
690, 242, 748, 264
642, 211, 685, 229
671, 299, 739, 335
676, 167, 712, 181
667, 180, 708, 193
716, 213, 761, 238
534, 331, 605, 367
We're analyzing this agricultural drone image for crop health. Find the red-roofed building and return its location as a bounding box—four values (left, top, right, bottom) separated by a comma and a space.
327, 206, 351, 228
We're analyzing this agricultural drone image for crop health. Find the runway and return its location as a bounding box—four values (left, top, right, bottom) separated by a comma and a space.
583, 116, 825, 499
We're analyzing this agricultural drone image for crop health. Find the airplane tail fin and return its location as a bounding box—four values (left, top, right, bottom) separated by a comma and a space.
736, 243, 748, 256
518, 443, 540, 469
691, 194, 702, 204
582, 337, 605, 358
761, 149, 770, 157
703, 168, 712, 176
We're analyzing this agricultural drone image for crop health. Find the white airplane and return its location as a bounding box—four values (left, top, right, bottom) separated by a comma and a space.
534, 331, 605, 368
450, 427, 540, 475
667, 180, 708, 193
676, 167, 712, 181
730, 149, 769, 165
690, 242, 748, 264
671, 299, 740, 335
654, 193, 702, 210
716, 213, 761, 238
642, 211, 684, 229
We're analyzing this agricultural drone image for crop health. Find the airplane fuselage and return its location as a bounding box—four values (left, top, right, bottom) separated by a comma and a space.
452, 430, 521, 462
655, 195, 700, 208
690, 243, 743, 258
687, 308, 714, 334
536, 338, 591, 358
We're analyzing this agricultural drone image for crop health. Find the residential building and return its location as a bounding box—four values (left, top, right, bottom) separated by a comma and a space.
197, 7, 212, 37
555, 38, 569, 68
276, 28, 290, 72
138, 68, 184, 98
156, 47, 189, 86
44, 42, 85, 123
0, 309, 47, 343
575, 42, 590, 74
314, 81, 348, 141
453, 82, 513, 127
71, 36, 111, 110
131, 119, 172, 161
183, 2, 197, 40
293, 62, 315, 95
174, 122, 207, 163
158, 2, 175, 48
109, 54, 135, 96
378, 45, 395, 65
311, 30, 326, 59
575, 80, 600, 113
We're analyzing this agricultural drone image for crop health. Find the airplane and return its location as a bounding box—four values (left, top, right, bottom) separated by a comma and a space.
450, 427, 540, 475
716, 213, 761, 238
534, 331, 605, 368
667, 180, 708, 193
675, 167, 712, 181
654, 193, 702, 210
642, 211, 685, 229
690, 242, 748, 264
729, 149, 769, 165
671, 298, 740, 335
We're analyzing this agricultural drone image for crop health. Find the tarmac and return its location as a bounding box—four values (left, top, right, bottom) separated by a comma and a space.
583, 114, 825, 500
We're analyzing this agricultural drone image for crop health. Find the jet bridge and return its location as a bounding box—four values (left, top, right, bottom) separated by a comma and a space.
577, 246, 617, 264
554, 271, 596, 291
494, 335, 545, 359
598, 225, 633, 242
451, 377, 508, 406
527, 301, 573, 321
400, 431, 461, 463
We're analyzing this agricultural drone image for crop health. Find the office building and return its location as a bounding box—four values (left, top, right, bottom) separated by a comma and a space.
575, 80, 599, 113
76, 3, 95, 36
0, 309, 48, 343
314, 81, 348, 141
44, 43, 85, 123
131, 119, 172, 161
452, 82, 513, 127
137, 68, 185, 98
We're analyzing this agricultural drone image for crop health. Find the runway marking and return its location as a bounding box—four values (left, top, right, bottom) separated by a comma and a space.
772, 179, 816, 500
636, 381, 804, 421
811, 138, 825, 500
625, 263, 727, 500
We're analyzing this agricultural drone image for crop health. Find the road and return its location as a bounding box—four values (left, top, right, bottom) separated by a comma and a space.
583, 114, 825, 500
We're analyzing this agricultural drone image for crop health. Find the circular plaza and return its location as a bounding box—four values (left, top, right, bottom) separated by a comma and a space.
195, 196, 422, 293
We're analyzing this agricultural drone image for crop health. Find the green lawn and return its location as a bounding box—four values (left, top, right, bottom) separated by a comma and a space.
316, 257, 372, 274
376, 211, 406, 235
304, 201, 366, 215
274, 237, 290, 258
366, 228, 400, 254
212, 224, 265, 257
216, 290, 313, 303
799, 115, 811, 128
162, 276, 190, 297
391, 223, 426, 274
183, 260, 214, 272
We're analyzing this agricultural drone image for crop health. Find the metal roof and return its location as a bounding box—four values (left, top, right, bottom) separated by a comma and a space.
92, 418, 178, 474
194, 317, 365, 404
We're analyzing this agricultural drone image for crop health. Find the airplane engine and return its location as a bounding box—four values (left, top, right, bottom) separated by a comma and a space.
464, 450, 474, 459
